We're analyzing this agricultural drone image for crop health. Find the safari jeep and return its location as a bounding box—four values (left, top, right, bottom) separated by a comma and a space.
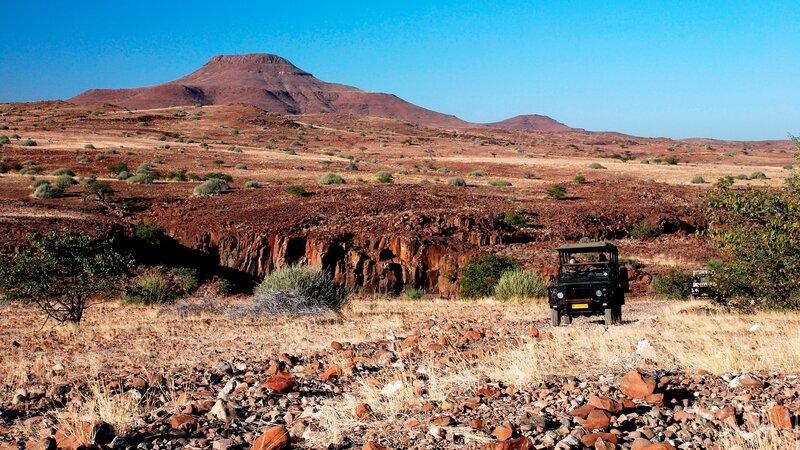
548, 242, 628, 326
691, 268, 719, 301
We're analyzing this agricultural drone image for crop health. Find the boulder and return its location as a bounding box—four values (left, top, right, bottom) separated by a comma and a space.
619, 369, 656, 398
252, 425, 290, 450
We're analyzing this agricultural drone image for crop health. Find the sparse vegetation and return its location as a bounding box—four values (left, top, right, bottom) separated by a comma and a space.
545, 184, 567, 199
459, 254, 520, 299
244, 180, 261, 189
651, 268, 692, 299
503, 211, 527, 228
320, 172, 345, 185
33, 183, 63, 198
629, 220, 660, 239
287, 185, 307, 196
588, 162, 605, 169
254, 266, 348, 311
375, 171, 393, 183
193, 178, 229, 196
691, 176, 706, 184
447, 177, 466, 186
488, 180, 512, 187
494, 269, 548, 302
574, 174, 586, 183
123, 274, 175, 305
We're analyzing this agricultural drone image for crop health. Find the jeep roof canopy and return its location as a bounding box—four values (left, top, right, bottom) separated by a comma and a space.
556, 242, 618, 265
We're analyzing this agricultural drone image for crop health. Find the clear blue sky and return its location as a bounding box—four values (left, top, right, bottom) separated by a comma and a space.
1, 1, 798, 140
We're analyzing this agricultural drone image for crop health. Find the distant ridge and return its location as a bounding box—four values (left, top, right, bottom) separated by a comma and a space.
70, 53, 573, 131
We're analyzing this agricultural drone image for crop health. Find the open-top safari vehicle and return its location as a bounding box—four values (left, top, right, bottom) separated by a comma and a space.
548, 242, 629, 326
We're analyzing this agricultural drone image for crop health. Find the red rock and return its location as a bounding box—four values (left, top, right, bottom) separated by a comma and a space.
265, 372, 295, 394
331, 341, 344, 351
569, 404, 597, 419
170, 414, 198, 430
354, 403, 372, 420
539, 331, 554, 340
477, 388, 501, 398
645, 393, 665, 407
469, 419, 486, 429
526, 327, 540, 337
673, 410, 695, 422
588, 396, 623, 413
492, 425, 514, 441
581, 433, 618, 446
321, 365, 342, 381
252, 425, 289, 450
768, 405, 792, 429
362, 442, 389, 450
620, 398, 636, 410
494, 437, 534, 450
585, 409, 611, 430
643, 444, 677, 450
619, 369, 656, 398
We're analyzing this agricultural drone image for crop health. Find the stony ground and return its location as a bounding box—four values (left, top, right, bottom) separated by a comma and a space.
1, 297, 799, 450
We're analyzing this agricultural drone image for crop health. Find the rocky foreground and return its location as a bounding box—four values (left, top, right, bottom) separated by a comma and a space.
1, 302, 798, 450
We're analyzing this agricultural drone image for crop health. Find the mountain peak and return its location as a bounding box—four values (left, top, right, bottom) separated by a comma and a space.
205, 53, 297, 67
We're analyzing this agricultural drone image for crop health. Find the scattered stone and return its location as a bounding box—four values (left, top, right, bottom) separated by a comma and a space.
619, 369, 656, 398
252, 425, 290, 450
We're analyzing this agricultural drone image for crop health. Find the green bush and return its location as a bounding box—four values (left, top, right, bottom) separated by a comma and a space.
127, 173, 154, 184
734, 173, 749, 180
468, 170, 486, 177
254, 266, 348, 310
134, 220, 164, 244
50, 168, 74, 176
494, 269, 548, 302
691, 176, 706, 184
244, 180, 261, 189
629, 220, 660, 239
320, 172, 345, 185
287, 185, 306, 196
504, 211, 527, 228
234, 163, 247, 170
33, 183, 62, 198
448, 177, 466, 186
589, 162, 605, 169
19, 139, 37, 146
203, 172, 233, 182
54, 175, 76, 189
404, 287, 423, 299
107, 161, 129, 175
545, 184, 567, 199
0, 135, 9, 144
664, 156, 680, 165
749, 171, 768, 180
375, 171, 393, 183
123, 274, 175, 305
31, 179, 49, 188
489, 180, 512, 187
574, 174, 586, 184
117, 171, 132, 180
171, 267, 199, 293
84, 143, 95, 149
651, 269, 692, 299
459, 255, 520, 299
194, 179, 229, 196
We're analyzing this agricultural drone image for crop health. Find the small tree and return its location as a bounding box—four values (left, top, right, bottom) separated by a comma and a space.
0, 230, 133, 324
459, 255, 520, 299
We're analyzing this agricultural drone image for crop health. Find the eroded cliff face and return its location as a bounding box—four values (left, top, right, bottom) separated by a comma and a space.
171, 213, 511, 297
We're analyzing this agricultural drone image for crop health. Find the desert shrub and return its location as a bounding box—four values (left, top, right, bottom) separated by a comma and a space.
618, 258, 644, 269
286, 185, 306, 196
651, 269, 692, 299
117, 171, 132, 180
664, 156, 680, 165
346, 163, 359, 171
244, 180, 261, 189
489, 180, 512, 186
398, 169, 409, 175
127, 173, 154, 184
749, 171, 768, 180
33, 183, 62, 199
84, 143, 95, 149
123, 274, 175, 305
494, 269, 548, 302
504, 210, 527, 228
589, 162, 605, 169
171, 267, 200, 293
20, 167, 43, 175
234, 163, 247, 170
107, 161, 128, 175
320, 172, 345, 185
83, 180, 114, 203
448, 177, 466, 186
50, 168, 74, 176
76, 155, 90, 164
0, 135, 9, 144
404, 287, 423, 299
203, 172, 233, 182
629, 220, 660, 239
232, 290, 335, 317
545, 184, 567, 199
0, 230, 132, 325
136, 163, 153, 174
375, 171, 393, 183
54, 175, 76, 189
437, 167, 450, 173
168, 169, 188, 181
784, 165, 794, 170
468, 170, 486, 177
734, 173, 748, 180
691, 176, 706, 184
19, 139, 37, 146
230, 129, 239, 135
160, 295, 229, 318
31, 178, 49, 188
134, 220, 165, 245
459, 255, 520, 299
574, 174, 586, 183
254, 266, 348, 311
193, 179, 229, 196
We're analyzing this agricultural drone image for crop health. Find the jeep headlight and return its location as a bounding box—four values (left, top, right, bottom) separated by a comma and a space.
595, 289, 603, 297
556, 292, 564, 299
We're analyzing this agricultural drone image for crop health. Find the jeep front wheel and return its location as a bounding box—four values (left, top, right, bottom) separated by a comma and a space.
550, 309, 560, 327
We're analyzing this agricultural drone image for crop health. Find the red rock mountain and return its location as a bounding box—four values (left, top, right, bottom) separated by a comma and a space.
484, 114, 574, 132
70, 53, 572, 131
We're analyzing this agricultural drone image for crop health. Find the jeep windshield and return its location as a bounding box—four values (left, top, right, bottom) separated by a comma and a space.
559, 262, 612, 280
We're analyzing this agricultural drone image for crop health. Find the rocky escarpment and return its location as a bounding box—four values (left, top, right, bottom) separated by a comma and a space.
173, 213, 517, 297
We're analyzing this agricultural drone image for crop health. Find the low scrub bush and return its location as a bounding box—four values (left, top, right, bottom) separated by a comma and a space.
489, 180, 512, 186
244, 180, 261, 189
651, 268, 692, 299
574, 174, 586, 184
691, 176, 706, 184
51, 168, 74, 176
459, 255, 520, 299
320, 172, 345, 185
33, 183, 62, 198
494, 269, 548, 302
19, 139, 37, 146
375, 171, 393, 183
404, 287, 424, 299
286, 185, 306, 196
123, 274, 175, 305
504, 210, 527, 228
749, 171, 768, 180
204, 172, 233, 182
629, 220, 660, 239
589, 162, 605, 169
254, 266, 348, 311
127, 173, 154, 184
448, 177, 466, 186
545, 184, 567, 199
193, 179, 229, 196
54, 175, 76, 189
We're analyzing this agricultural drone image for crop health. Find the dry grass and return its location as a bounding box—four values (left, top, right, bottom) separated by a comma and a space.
717, 424, 800, 450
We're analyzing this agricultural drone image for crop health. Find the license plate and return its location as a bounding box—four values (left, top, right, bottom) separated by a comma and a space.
571, 303, 589, 309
